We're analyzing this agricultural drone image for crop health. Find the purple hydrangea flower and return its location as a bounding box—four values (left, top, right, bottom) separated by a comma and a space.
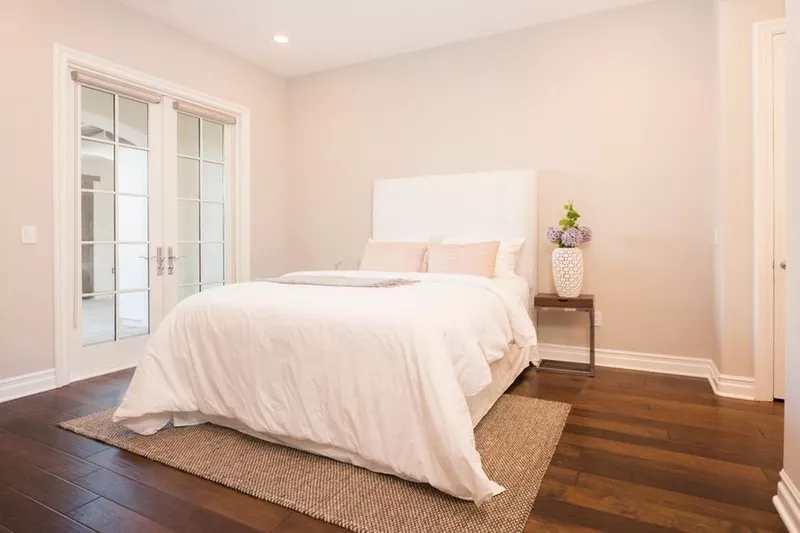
546, 226, 562, 244
579, 226, 593, 244
560, 227, 581, 247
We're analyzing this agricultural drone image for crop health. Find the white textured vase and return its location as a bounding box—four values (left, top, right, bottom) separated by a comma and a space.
551, 248, 584, 298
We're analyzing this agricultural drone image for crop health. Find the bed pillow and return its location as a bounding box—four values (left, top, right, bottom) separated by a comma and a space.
359, 241, 427, 272
426, 242, 500, 278
443, 238, 527, 278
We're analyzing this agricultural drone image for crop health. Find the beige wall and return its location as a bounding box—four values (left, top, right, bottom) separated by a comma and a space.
783, 0, 800, 497
287, 0, 719, 360
0, 0, 782, 389
0, 0, 288, 380
716, 0, 786, 377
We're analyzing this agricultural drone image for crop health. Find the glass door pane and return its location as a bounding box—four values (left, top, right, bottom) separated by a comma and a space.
80, 86, 152, 346
176, 113, 227, 300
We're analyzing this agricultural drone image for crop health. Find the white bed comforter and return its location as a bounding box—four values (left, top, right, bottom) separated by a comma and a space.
114, 271, 537, 504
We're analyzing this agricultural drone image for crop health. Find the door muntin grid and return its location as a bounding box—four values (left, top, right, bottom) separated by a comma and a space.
176, 113, 226, 300
80, 86, 151, 346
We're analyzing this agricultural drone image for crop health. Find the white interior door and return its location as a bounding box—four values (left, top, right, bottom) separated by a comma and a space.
75, 85, 164, 380
163, 106, 232, 311
773, 31, 787, 400
71, 85, 235, 381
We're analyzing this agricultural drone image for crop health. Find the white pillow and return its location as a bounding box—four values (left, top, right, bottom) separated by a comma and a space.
442, 237, 526, 278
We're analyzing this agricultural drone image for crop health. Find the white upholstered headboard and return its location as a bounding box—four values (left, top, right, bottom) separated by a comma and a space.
372, 170, 538, 289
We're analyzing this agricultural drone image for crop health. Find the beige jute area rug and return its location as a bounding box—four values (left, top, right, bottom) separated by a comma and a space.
61, 394, 570, 533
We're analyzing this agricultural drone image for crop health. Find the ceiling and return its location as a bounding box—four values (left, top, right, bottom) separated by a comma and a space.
119, 0, 655, 77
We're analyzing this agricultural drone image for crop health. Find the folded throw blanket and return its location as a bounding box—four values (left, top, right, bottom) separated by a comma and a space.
265, 275, 418, 288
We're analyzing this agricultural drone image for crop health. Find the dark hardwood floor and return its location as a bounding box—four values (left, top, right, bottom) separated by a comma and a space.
0, 366, 787, 532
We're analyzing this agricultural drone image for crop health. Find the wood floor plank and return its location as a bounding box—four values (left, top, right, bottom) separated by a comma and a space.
759, 424, 786, 440
534, 497, 679, 533
0, 399, 92, 425
568, 396, 654, 419
666, 424, 783, 467
52, 387, 122, 410
763, 468, 783, 486
68, 497, 174, 533
559, 429, 771, 485
543, 465, 580, 485
25, 390, 99, 416
85, 448, 290, 532
571, 395, 779, 436
73, 466, 265, 532
0, 456, 99, 514
524, 515, 604, 533
0, 428, 100, 481
575, 472, 787, 532
554, 448, 777, 513
564, 423, 782, 470
0, 485, 94, 533
0, 415, 109, 458
567, 414, 671, 439
555, 475, 766, 532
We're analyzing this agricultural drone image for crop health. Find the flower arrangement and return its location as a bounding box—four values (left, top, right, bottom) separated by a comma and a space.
546, 202, 592, 249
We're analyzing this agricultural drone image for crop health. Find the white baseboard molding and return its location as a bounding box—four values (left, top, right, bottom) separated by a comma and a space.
708, 361, 756, 400
70, 363, 138, 384
775, 470, 800, 533
538, 343, 755, 400
0, 362, 138, 404
0, 348, 758, 403
0, 369, 57, 404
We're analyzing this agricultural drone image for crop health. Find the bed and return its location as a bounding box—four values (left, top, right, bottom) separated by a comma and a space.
114, 170, 539, 505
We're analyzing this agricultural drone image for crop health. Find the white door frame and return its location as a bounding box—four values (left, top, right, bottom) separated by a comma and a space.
753, 19, 786, 401
53, 44, 252, 386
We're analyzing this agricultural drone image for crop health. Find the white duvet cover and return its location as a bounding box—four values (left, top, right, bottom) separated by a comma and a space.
114, 271, 537, 504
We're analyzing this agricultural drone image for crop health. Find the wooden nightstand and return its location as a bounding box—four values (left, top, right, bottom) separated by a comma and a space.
533, 293, 595, 377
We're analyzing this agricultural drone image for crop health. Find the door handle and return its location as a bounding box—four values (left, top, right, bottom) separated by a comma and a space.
167, 247, 185, 275
780, 260, 787, 270
140, 247, 165, 275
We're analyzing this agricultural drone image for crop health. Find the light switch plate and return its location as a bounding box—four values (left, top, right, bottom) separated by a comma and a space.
21, 226, 37, 244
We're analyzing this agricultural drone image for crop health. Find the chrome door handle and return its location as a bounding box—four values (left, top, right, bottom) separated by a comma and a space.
140, 247, 164, 275
167, 247, 184, 275
780, 260, 787, 270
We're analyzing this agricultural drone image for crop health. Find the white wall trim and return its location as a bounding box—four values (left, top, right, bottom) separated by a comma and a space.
708, 360, 757, 400
775, 470, 800, 533
0, 370, 57, 404
539, 343, 755, 400
753, 18, 787, 401
53, 44, 252, 387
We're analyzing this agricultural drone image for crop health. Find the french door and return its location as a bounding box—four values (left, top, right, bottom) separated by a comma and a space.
73, 82, 231, 380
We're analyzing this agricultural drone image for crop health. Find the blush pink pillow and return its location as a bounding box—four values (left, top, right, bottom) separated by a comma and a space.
426, 242, 500, 278
359, 241, 427, 272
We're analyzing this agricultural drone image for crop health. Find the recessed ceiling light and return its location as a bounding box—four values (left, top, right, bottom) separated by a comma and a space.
273, 35, 289, 45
